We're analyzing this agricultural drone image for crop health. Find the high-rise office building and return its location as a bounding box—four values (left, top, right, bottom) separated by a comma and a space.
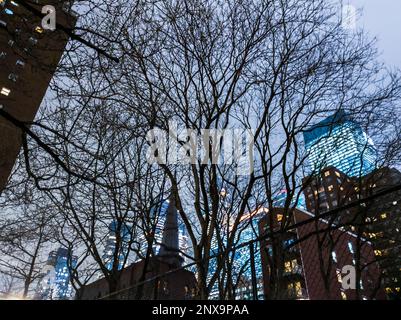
102, 221, 131, 271
303, 110, 377, 177
0, 0, 76, 191
35, 247, 77, 300
136, 199, 191, 266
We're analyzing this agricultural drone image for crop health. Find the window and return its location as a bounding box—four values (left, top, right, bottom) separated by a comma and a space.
28, 37, 38, 46
8, 73, 18, 82
332, 251, 337, 263
8, 39, 14, 47
4, 8, 13, 15
374, 250, 382, 257
327, 185, 334, 192
336, 269, 342, 283
335, 172, 341, 178
324, 171, 330, 177
348, 242, 354, 254
341, 291, 347, 300
35, 26, 44, 34
0, 51, 5, 59
381, 213, 387, 220
1, 87, 11, 96
16, 59, 25, 67
277, 214, 283, 222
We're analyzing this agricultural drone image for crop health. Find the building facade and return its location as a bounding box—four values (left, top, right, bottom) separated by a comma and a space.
258, 208, 384, 300
0, 0, 75, 191
303, 166, 401, 299
102, 220, 131, 271
303, 110, 377, 178
35, 247, 77, 300
78, 195, 197, 300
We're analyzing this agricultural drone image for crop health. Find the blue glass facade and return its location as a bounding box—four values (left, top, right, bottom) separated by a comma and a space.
102, 221, 131, 271
136, 200, 191, 265
208, 210, 266, 300
36, 248, 77, 300
303, 111, 377, 177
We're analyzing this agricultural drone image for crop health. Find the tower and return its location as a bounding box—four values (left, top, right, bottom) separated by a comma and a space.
158, 194, 184, 268
303, 110, 377, 177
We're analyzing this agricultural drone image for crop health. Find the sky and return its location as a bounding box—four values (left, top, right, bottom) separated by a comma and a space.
353, 0, 401, 69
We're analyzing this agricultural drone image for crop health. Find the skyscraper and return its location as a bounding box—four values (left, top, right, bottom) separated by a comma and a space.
35, 247, 77, 300
102, 221, 131, 271
135, 199, 191, 266
303, 110, 377, 177
0, 0, 76, 191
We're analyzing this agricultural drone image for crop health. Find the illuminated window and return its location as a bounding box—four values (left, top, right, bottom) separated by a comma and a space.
341, 291, 347, 300
328, 185, 334, 192
332, 251, 337, 263
324, 171, 330, 177
1, 87, 11, 96
285, 261, 292, 273
374, 250, 382, 256
381, 213, 387, 220
336, 269, 342, 283
335, 172, 341, 177
35, 26, 44, 34
4, 8, 13, 15
385, 287, 392, 294
277, 214, 283, 222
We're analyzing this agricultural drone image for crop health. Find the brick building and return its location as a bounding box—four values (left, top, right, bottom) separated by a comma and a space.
0, 0, 76, 191
258, 208, 384, 300
303, 166, 401, 298
78, 195, 197, 300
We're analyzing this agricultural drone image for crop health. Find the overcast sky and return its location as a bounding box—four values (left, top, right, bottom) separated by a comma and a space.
353, 0, 401, 68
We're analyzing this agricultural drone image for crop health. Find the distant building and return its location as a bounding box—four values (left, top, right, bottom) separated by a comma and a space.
303, 110, 377, 177
35, 247, 77, 300
0, 0, 76, 191
78, 196, 197, 300
258, 208, 384, 300
303, 166, 401, 299
102, 221, 131, 271
136, 199, 192, 266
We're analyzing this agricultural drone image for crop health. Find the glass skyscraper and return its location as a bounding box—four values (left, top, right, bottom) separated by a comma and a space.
35, 248, 77, 300
135, 200, 191, 265
303, 110, 377, 177
102, 221, 131, 271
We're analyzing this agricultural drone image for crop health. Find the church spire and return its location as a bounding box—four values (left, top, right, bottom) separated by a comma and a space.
158, 194, 184, 267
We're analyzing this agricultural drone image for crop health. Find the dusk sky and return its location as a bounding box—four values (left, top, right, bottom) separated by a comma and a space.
354, 0, 401, 68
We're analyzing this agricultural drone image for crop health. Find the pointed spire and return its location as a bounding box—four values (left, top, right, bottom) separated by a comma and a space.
158, 194, 184, 267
